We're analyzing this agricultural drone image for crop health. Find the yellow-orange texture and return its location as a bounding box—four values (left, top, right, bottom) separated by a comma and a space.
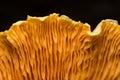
0, 13, 120, 80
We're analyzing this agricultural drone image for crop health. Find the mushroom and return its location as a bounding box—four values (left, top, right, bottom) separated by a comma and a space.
0, 13, 120, 80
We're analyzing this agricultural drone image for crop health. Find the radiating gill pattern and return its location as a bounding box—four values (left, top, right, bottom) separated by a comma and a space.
0, 14, 120, 80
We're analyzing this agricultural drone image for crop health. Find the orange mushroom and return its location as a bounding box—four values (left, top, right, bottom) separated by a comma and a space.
0, 13, 120, 80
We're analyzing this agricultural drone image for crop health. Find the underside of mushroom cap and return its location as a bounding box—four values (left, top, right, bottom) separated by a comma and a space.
0, 13, 120, 80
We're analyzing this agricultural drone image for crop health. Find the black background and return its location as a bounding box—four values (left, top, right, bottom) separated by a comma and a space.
0, 0, 120, 31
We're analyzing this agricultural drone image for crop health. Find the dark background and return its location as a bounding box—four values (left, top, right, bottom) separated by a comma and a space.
0, 0, 120, 31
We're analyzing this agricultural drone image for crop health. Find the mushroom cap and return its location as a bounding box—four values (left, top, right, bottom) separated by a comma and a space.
0, 13, 120, 80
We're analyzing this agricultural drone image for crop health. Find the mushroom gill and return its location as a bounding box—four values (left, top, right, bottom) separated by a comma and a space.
0, 13, 120, 80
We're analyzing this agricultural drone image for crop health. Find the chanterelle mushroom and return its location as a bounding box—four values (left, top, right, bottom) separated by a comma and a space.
0, 13, 120, 80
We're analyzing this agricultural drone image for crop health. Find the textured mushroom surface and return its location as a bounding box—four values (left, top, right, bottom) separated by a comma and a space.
0, 13, 120, 80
